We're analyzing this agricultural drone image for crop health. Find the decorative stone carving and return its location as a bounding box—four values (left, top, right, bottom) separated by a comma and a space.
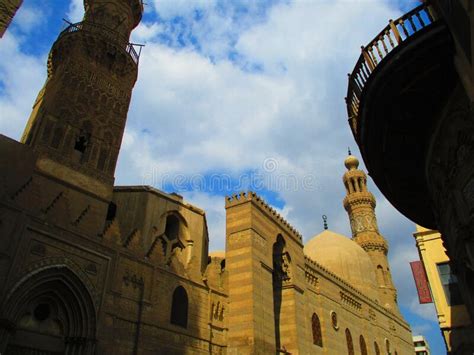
30, 243, 46, 257
273, 251, 292, 284
340, 291, 362, 311
85, 263, 98, 276
211, 301, 225, 322
101, 219, 122, 244
123, 229, 143, 255
123, 270, 144, 290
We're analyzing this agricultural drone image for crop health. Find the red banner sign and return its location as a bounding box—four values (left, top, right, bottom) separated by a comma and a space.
410, 261, 433, 304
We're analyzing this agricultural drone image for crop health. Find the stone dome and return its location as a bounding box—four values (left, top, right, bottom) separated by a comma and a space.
304, 230, 379, 300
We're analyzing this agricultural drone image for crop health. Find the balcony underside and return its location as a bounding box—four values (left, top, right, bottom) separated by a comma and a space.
358, 22, 456, 229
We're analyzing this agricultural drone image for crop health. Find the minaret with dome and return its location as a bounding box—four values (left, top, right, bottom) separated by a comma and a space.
342, 151, 399, 311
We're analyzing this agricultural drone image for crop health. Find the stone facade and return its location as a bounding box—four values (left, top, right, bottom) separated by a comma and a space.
0, 0, 22, 37
0, 0, 413, 353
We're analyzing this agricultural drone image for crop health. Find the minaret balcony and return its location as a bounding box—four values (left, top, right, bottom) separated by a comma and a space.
57, 21, 143, 65
345, 3, 456, 229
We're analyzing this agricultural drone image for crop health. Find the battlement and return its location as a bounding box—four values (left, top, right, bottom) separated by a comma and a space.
226, 191, 302, 243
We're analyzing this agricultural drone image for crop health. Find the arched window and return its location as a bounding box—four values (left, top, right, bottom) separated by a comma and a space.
311, 313, 323, 347
359, 335, 367, 355
376, 265, 385, 286
345, 328, 354, 355
374, 341, 380, 355
385, 339, 390, 354
170, 286, 188, 328
165, 215, 180, 241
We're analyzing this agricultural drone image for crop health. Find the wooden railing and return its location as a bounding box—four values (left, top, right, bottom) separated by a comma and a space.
59, 21, 143, 64
345, 3, 437, 137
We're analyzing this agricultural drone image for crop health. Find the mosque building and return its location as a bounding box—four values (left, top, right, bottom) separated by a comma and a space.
0, 0, 413, 353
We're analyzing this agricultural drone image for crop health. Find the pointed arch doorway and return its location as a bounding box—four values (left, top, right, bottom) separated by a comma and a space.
0, 265, 97, 354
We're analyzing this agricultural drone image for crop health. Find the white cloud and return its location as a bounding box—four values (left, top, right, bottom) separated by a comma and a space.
409, 298, 439, 322
181, 191, 226, 250
152, 0, 216, 19
0, 33, 46, 139
13, 4, 44, 33
411, 322, 433, 336
66, 0, 84, 23
131, 22, 164, 43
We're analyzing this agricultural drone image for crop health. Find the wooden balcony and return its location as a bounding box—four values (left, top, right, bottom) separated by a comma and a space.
58, 21, 143, 65
345, 3, 457, 228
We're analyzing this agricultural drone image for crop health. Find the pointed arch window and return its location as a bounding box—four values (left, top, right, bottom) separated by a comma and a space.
165, 215, 180, 242
311, 313, 323, 347
345, 328, 354, 355
359, 335, 367, 355
170, 286, 188, 328
374, 341, 380, 355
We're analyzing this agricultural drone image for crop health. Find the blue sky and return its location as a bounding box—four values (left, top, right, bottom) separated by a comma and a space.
0, 0, 446, 352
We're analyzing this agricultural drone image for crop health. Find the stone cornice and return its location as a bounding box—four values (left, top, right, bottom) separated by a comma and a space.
304, 255, 410, 330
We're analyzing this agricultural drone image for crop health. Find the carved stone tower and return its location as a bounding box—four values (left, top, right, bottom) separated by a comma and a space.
21, 0, 143, 199
0, 0, 23, 37
342, 153, 398, 311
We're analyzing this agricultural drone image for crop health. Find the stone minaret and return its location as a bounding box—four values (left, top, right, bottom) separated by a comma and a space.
342, 152, 399, 311
0, 0, 23, 37
21, 0, 143, 198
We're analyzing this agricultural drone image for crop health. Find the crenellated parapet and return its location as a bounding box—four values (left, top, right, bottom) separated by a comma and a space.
225, 191, 302, 243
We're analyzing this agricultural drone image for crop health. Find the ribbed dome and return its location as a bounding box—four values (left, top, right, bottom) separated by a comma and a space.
304, 230, 378, 300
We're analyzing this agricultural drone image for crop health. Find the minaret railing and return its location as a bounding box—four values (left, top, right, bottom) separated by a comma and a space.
58, 21, 143, 64
345, 3, 437, 139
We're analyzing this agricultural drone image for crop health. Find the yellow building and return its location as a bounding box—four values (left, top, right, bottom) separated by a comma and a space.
413, 226, 474, 354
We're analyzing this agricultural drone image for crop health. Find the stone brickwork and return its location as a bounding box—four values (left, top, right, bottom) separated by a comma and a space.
225, 191, 413, 354
0, 0, 22, 37
0, 135, 228, 354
